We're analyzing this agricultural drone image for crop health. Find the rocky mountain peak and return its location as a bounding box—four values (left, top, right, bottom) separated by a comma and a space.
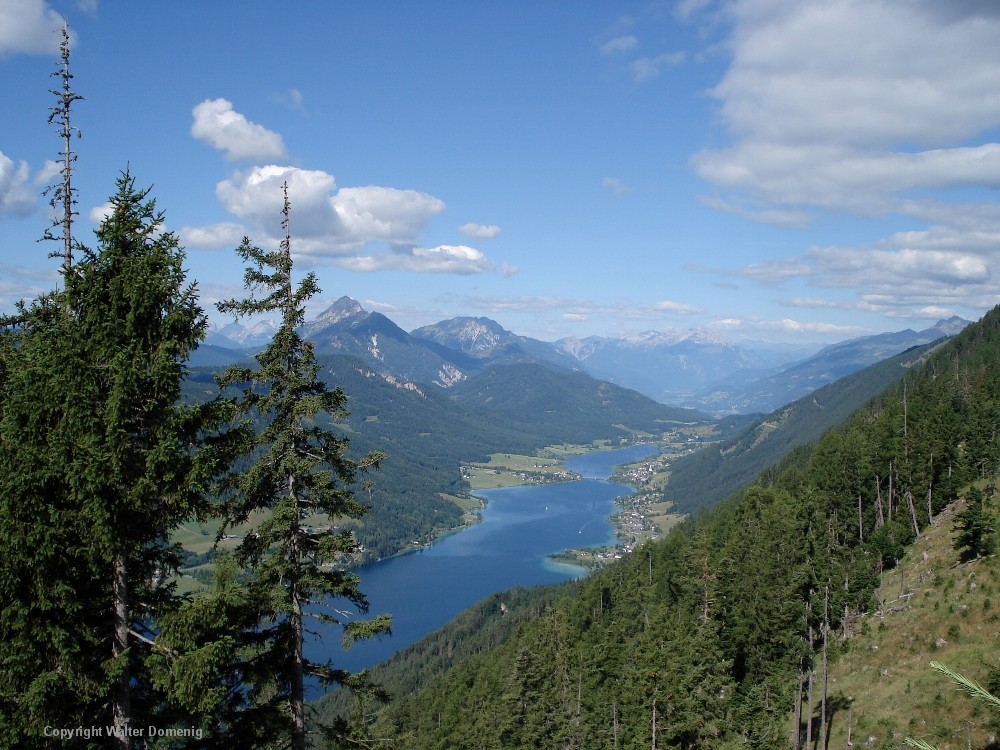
302, 296, 369, 336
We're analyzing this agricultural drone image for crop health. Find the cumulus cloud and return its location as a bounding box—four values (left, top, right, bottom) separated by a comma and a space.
191, 164, 492, 273
191, 99, 287, 162
693, 0, 1000, 217
700, 231, 997, 322
215, 164, 441, 251
0, 0, 68, 55
333, 186, 447, 248
458, 222, 501, 239
179, 222, 247, 249
88, 201, 113, 223
0, 152, 35, 216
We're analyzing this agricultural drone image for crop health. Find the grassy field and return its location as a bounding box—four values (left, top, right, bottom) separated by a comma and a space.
465, 447, 587, 489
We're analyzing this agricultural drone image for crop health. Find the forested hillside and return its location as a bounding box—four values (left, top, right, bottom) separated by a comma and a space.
665, 340, 944, 515
357, 304, 1000, 749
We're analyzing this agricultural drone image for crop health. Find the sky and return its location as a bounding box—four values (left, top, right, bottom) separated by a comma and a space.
2, 1, 1000, 346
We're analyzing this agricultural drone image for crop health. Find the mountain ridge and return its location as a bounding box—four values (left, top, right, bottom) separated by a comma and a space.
210, 296, 971, 414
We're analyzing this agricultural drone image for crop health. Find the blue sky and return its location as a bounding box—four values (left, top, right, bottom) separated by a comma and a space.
2, 1, 1000, 345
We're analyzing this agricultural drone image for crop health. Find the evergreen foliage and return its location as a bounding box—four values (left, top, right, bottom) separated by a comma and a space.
953, 487, 995, 561
0, 172, 226, 746
181, 186, 390, 749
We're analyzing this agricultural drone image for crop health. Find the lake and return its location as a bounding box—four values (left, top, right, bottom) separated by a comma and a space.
308, 443, 657, 682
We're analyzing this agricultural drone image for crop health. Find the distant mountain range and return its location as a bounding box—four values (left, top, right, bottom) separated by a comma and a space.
197, 296, 971, 415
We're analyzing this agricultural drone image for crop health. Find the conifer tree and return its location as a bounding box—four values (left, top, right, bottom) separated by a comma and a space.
954, 486, 994, 561
214, 184, 390, 750
0, 172, 224, 745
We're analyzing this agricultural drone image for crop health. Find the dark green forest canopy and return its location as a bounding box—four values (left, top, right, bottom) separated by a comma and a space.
347, 304, 1000, 750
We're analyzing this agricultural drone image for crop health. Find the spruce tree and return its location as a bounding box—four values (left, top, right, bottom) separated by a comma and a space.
214, 185, 390, 750
954, 486, 994, 561
0, 172, 223, 746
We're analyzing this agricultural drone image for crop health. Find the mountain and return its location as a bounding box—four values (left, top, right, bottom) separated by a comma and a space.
410, 316, 581, 370
448, 360, 705, 443
555, 329, 776, 404
691, 316, 970, 415
229, 299, 971, 422
207, 318, 278, 348
301, 297, 478, 387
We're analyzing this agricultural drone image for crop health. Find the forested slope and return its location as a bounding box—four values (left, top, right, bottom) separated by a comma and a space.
665, 340, 944, 515
356, 305, 1000, 749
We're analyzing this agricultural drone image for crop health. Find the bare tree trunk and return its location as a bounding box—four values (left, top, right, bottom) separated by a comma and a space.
612, 699, 619, 750
875, 475, 885, 527
111, 555, 131, 750
793, 660, 804, 750
888, 463, 894, 523
289, 470, 306, 750
805, 667, 815, 750
906, 490, 920, 539
651, 698, 657, 750
857, 493, 864, 541
819, 587, 830, 750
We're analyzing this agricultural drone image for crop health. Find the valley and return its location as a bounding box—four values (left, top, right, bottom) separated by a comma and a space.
306, 305, 1000, 750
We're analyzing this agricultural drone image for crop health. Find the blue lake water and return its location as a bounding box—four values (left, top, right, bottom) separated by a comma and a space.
308, 443, 656, 686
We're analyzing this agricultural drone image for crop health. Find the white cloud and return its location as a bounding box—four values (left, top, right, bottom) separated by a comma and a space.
88, 201, 113, 223
600, 35, 639, 55
694, 143, 1000, 216
191, 99, 287, 162
0, 152, 35, 216
808, 246, 990, 287
694, 0, 1000, 213
340, 245, 492, 274
179, 222, 247, 249
0, 0, 68, 55
333, 186, 446, 248
458, 222, 501, 239
207, 164, 487, 273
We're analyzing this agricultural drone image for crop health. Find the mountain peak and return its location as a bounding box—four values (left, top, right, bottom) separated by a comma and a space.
623, 327, 730, 348
302, 296, 369, 336
411, 316, 515, 355
925, 316, 970, 337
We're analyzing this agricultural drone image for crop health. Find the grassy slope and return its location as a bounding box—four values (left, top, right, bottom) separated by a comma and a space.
820, 488, 1000, 750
